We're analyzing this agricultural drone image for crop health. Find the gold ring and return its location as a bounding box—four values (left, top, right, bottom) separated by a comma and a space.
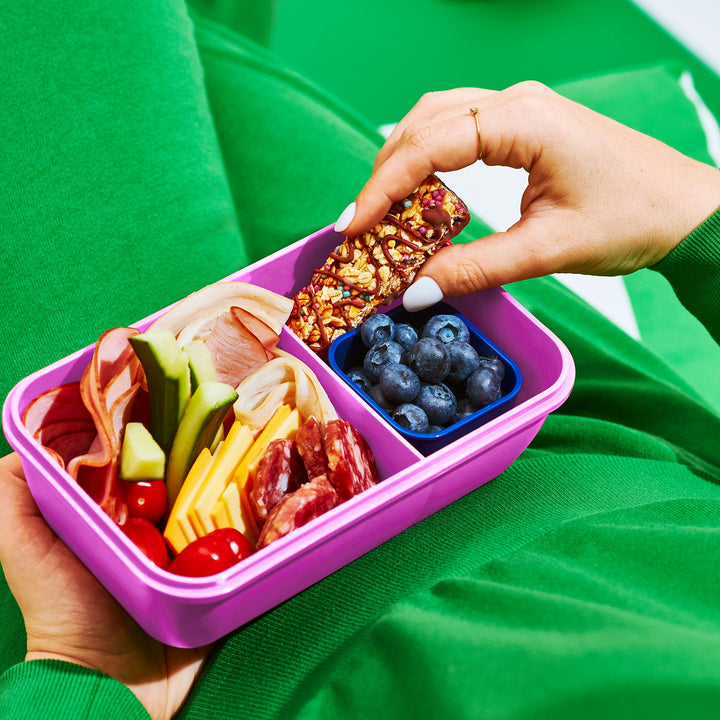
469, 106, 482, 160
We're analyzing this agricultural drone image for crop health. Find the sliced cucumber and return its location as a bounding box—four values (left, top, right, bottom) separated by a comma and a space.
120, 422, 166, 480
182, 339, 217, 391
165, 380, 238, 507
129, 331, 191, 457
182, 340, 225, 450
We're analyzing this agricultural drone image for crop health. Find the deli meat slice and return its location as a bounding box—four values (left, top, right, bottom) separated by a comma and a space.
149, 280, 293, 341
23, 382, 92, 435
250, 438, 308, 525
22, 382, 96, 467
324, 419, 379, 501
66, 327, 143, 524
230, 306, 279, 355
233, 356, 337, 435
256, 474, 338, 548
204, 308, 273, 388
295, 416, 329, 481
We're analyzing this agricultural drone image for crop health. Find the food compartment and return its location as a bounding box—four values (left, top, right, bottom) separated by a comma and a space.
327, 302, 522, 454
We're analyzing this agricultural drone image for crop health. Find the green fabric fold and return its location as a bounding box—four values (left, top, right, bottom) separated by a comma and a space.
191, 12, 383, 262
0, 0, 246, 456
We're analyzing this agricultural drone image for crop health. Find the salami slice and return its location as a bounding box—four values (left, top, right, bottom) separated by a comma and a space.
256, 474, 338, 548
250, 438, 308, 525
324, 419, 379, 501
296, 416, 329, 481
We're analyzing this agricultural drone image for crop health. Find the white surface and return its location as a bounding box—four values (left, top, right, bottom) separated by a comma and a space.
633, 0, 720, 77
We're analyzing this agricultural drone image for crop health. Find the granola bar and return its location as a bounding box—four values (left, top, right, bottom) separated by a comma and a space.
288, 175, 470, 354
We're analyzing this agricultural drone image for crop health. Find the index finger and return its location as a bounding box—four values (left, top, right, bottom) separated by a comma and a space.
337, 83, 555, 237
339, 106, 484, 236
374, 88, 497, 172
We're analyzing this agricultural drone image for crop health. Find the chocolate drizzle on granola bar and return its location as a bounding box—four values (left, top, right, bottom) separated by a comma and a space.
421, 205, 452, 230
336, 297, 366, 325
314, 268, 371, 294
307, 287, 330, 350
379, 233, 422, 270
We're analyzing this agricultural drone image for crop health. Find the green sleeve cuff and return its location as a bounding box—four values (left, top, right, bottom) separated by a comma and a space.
651, 205, 720, 345
0, 660, 149, 720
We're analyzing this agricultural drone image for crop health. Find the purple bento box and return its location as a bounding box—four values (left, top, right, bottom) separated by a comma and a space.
2, 225, 575, 648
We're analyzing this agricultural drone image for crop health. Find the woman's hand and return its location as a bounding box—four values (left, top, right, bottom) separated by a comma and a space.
336, 82, 720, 298
0, 453, 210, 720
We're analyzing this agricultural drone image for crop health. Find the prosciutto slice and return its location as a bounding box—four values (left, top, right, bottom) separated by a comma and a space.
22, 382, 96, 467
65, 327, 143, 524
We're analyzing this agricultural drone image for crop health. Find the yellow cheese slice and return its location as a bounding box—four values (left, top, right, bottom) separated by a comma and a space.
163, 447, 213, 554
240, 477, 261, 542
210, 483, 257, 546
233, 406, 300, 497
189, 422, 253, 536
216, 404, 301, 546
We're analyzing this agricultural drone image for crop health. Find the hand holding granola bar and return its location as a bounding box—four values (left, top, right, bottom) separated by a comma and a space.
337, 82, 720, 301
288, 175, 470, 353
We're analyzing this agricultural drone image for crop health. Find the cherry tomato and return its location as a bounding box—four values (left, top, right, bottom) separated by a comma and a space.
168, 528, 253, 577
122, 517, 169, 569
122, 480, 167, 524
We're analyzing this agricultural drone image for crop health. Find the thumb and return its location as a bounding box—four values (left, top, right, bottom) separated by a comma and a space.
407, 224, 558, 302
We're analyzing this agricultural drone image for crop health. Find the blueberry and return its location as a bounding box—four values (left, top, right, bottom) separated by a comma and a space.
446, 341, 480, 384
466, 367, 502, 408
427, 425, 444, 434
346, 367, 372, 393
406, 337, 451, 383
368, 383, 396, 413
453, 397, 479, 424
363, 340, 405, 383
392, 403, 430, 433
379, 363, 421, 405
422, 314, 470, 344
394, 323, 418, 352
478, 355, 505, 382
360, 313, 395, 348
415, 382, 457, 426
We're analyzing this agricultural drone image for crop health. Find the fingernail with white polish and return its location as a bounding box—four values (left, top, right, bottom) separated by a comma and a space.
403, 276, 444, 312
334, 202, 356, 233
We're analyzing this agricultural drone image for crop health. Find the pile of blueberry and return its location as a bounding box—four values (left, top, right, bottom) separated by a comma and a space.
345, 311, 505, 434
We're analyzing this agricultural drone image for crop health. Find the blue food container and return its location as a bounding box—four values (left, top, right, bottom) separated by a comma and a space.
328, 302, 522, 455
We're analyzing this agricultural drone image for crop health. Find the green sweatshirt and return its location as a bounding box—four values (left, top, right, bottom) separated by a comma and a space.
2, 2, 720, 719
